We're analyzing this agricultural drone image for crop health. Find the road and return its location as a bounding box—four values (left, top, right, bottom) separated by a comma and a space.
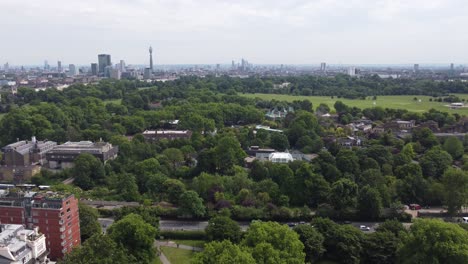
98, 218, 389, 233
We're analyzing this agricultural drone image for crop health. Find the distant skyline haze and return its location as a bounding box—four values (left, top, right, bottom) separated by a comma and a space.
1, 0, 467, 65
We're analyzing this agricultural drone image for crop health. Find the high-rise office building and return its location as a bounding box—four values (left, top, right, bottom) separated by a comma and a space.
68, 64, 77, 76
91, 63, 98, 76
414, 64, 419, 73
119, 60, 126, 72
149, 46, 153, 73
347, 66, 356, 76
320, 62, 326, 72
0, 190, 81, 260
44, 60, 49, 71
111, 69, 121, 80
144, 67, 151, 79
98, 54, 111, 74
104, 66, 112, 78
450, 63, 454, 71
57, 61, 62, 73
3, 62, 9, 72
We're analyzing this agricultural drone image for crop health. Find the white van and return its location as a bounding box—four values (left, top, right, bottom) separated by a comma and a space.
461, 217, 468, 223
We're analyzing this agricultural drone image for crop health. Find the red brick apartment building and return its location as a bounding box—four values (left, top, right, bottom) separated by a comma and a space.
0, 190, 80, 260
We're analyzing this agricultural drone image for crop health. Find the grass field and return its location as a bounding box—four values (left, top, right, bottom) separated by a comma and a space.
170, 240, 205, 248
241, 93, 468, 114
160, 246, 196, 264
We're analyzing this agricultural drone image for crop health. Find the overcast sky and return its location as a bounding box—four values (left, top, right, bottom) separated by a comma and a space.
1, 0, 467, 66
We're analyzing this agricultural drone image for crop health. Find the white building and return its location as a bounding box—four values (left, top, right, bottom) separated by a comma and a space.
347, 66, 356, 76
0, 224, 54, 264
268, 152, 294, 163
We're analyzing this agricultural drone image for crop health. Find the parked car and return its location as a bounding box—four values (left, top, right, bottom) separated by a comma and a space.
360, 225, 370, 231
409, 204, 422, 210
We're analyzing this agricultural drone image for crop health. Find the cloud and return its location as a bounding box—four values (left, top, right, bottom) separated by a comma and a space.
1, 0, 467, 65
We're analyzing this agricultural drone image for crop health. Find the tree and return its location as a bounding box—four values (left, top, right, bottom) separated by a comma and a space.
206, 216, 242, 243
293, 224, 325, 263
192, 240, 256, 264
441, 168, 468, 215
412, 127, 439, 149
112, 173, 140, 201
358, 185, 383, 220
108, 214, 158, 264
215, 135, 247, 174
330, 178, 359, 211
269, 132, 290, 151
178, 190, 206, 217
376, 219, 407, 237
162, 179, 186, 204
336, 149, 360, 175
78, 203, 101, 242
162, 148, 184, 170
443, 136, 464, 160
361, 231, 400, 264
73, 153, 105, 190
61, 234, 137, 264
420, 147, 453, 178
241, 221, 305, 264
398, 219, 468, 264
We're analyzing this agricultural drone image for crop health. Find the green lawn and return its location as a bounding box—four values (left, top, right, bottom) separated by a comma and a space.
171, 240, 205, 248
160, 246, 196, 264
103, 98, 122, 105
152, 256, 162, 264
241, 93, 468, 114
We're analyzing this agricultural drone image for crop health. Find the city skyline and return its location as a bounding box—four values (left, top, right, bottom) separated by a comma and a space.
1, 0, 468, 65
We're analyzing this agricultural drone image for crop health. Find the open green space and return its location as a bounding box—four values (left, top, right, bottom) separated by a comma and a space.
241, 93, 468, 114
160, 246, 196, 264
170, 240, 205, 248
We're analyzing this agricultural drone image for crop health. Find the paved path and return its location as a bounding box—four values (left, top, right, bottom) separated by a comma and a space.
154, 241, 171, 264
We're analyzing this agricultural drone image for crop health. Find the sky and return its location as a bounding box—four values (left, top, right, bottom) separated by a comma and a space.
1, 0, 468, 66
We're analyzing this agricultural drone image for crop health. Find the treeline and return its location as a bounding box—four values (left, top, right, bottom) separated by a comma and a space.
195, 216, 468, 264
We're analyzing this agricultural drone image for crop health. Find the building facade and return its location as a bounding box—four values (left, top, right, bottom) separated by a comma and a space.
0, 191, 80, 260
45, 141, 118, 169
142, 130, 192, 141
0, 138, 57, 182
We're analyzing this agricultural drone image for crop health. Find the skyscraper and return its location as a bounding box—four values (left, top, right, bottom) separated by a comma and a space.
414, 64, 419, 73
68, 64, 77, 76
320, 62, 327, 72
98, 54, 111, 74
44, 60, 49, 71
3, 62, 9, 72
57, 61, 62, 73
91, 63, 98, 76
149, 46, 153, 73
119, 60, 126, 72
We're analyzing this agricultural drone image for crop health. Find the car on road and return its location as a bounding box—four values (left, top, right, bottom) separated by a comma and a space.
409, 204, 422, 210
360, 225, 370, 231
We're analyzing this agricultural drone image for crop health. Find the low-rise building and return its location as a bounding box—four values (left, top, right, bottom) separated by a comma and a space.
0, 138, 56, 182
0, 224, 54, 264
45, 141, 118, 169
142, 130, 192, 141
